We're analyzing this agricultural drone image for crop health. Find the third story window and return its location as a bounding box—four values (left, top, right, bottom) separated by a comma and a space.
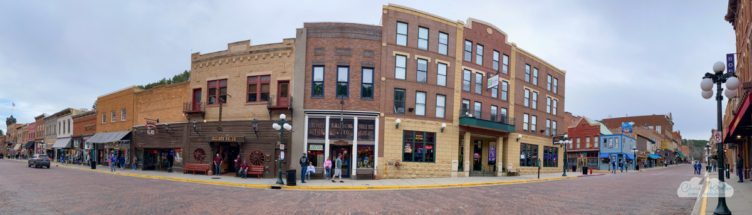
463, 69, 471, 91
474, 73, 482, 94
501, 81, 508, 101
553, 99, 558, 115
418, 27, 429, 50
361, 68, 374, 98
554, 78, 558, 94
437, 63, 447, 86
417, 58, 428, 83
532, 91, 538, 109
395, 55, 407, 80
533, 68, 538, 85
525, 64, 531, 82
502, 54, 509, 74
337, 67, 349, 97
396, 22, 407, 46
312, 66, 324, 97
464, 40, 472, 61
438, 32, 448, 55
247, 75, 271, 102
547, 75, 552, 91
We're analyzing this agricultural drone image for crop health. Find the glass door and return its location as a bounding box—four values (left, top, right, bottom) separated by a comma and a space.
473, 140, 482, 171
330, 146, 350, 177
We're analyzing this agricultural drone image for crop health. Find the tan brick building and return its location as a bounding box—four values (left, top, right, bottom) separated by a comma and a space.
89, 86, 141, 166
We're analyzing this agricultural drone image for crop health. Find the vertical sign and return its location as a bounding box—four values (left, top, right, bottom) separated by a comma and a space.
727, 53, 735, 73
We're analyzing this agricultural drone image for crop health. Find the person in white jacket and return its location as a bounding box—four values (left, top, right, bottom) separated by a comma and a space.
306, 162, 315, 181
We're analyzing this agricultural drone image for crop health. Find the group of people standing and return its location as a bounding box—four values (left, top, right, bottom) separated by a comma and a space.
299, 153, 344, 183
610, 159, 630, 174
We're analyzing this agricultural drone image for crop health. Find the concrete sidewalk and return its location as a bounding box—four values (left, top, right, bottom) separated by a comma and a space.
15, 159, 603, 190
696, 171, 752, 215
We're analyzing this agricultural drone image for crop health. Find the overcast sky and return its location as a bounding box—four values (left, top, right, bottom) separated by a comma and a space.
0, 1, 735, 140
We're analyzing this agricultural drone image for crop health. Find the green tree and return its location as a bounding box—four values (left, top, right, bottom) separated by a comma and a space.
92, 101, 97, 109
0, 129, 4, 136
137, 70, 191, 90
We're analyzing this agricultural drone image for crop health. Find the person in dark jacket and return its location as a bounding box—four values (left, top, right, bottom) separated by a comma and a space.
119, 155, 125, 170
299, 153, 309, 183
738, 154, 744, 183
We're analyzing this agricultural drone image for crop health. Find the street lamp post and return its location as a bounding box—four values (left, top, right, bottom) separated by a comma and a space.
272, 114, 292, 185
701, 61, 738, 215
631, 146, 638, 171
557, 134, 571, 177
706, 143, 712, 173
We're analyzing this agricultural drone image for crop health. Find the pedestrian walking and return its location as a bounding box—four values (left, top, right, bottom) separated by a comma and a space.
110, 154, 117, 172
620, 160, 624, 172
119, 155, 125, 170
61, 154, 66, 166
713, 159, 717, 172
299, 153, 309, 183
332, 154, 343, 183
234, 155, 241, 177
132, 156, 137, 170
611, 160, 616, 174
214, 153, 222, 175
737, 154, 744, 183
324, 157, 332, 180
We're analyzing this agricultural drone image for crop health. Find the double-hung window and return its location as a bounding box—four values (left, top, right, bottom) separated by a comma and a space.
438, 32, 448, 55
493, 50, 500, 71
474, 102, 481, 119
547, 75, 552, 91
546, 119, 551, 136
437, 63, 447, 86
475, 44, 483, 65
474, 73, 482, 94
395, 55, 407, 80
533, 68, 538, 85
464, 40, 472, 61
207, 79, 228, 105
462, 70, 471, 91
337, 66, 349, 97
462, 99, 470, 116
553, 99, 558, 115
523, 113, 529, 131
586, 137, 590, 148
491, 105, 498, 121
436, 94, 446, 118
111, 111, 115, 123
491, 84, 498, 98
418, 27, 428, 50
524, 89, 530, 107
532, 92, 538, 109
501, 81, 508, 101
121, 109, 126, 121
554, 78, 558, 94
415, 91, 426, 116
577, 138, 581, 148
502, 54, 509, 74
501, 108, 508, 123
525, 64, 531, 82
248, 75, 271, 102
547, 97, 551, 113
361, 68, 374, 98
394, 89, 406, 114
102, 113, 106, 124
417, 59, 428, 83
553, 121, 558, 136
312, 66, 324, 97
594, 137, 599, 148
531, 115, 537, 133
396, 22, 407, 46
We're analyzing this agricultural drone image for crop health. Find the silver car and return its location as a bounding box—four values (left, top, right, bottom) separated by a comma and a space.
28, 154, 51, 168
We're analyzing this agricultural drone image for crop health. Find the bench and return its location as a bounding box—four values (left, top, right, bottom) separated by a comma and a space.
356, 168, 375, 180
183, 163, 210, 175
248, 165, 264, 179
309, 167, 325, 179
506, 164, 520, 176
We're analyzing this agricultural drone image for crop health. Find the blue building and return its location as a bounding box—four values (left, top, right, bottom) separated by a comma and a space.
598, 134, 637, 170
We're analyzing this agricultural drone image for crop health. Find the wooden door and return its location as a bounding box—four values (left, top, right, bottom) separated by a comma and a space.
277, 81, 289, 106
193, 89, 202, 111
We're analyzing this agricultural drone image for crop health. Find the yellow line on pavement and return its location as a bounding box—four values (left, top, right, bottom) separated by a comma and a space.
700, 174, 709, 215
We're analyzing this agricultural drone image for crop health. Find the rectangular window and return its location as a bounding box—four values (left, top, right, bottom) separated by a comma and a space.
532, 92, 538, 109
462, 70, 471, 91
493, 50, 500, 71
502, 54, 509, 74
595, 137, 599, 148
553, 99, 558, 115
462, 99, 470, 116
312, 66, 324, 97
547, 75, 552, 91
436, 94, 446, 118
417, 58, 428, 83
500, 108, 507, 123
475, 44, 483, 65
395, 55, 407, 80
437, 63, 447, 86
403, 131, 436, 163
474, 102, 482, 119
337, 66, 349, 97
533, 68, 539, 86
547, 97, 551, 113
394, 89, 406, 114
121, 109, 126, 121
361, 68, 374, 98
657, 126, 661, 134
523, 113, 529, 131
491, 85, 498, 98
554, 78, 558, 94
520, 143, 538, 167
531, 115, 537, 133
501, 81, 508, 101
415, 91, 426, 116
464, 40, 472, 61
577, 138, 581, 148
586, 137, 590, 148
553, 121, 557, 136
247, 75, 271, 102
418, 27, 428, 50
524, 89, 530, 107
546, 119, 551, 136
396, 22, 407, 46
543, 146, 558, 167
207, 79, 228, 105
491, 105, 498, 121
438, 32, 448, 55
102, 113, 106, 124
111, 111, 115, 123
474, 73, 482, 94
525, 64, 531, 82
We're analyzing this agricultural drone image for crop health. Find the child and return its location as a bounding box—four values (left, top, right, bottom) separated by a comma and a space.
306, 162, 315, 181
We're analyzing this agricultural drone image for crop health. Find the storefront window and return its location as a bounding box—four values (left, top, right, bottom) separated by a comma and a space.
308, 118, 326, 139
308, 144, 324, 167
329, 118, 354, 140
519, 143, 538, 167
543, 146, 558, 167
402, 131, 435, 162
173, 149, 183, 166
357, 145, 374, 168
357, 120, 375, 141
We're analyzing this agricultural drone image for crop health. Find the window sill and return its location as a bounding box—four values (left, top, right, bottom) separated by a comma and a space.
360, 98, 374, 100
245, 102, 268, 106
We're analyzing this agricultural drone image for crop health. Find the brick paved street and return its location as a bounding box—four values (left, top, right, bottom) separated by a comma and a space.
0, 160, 696, 214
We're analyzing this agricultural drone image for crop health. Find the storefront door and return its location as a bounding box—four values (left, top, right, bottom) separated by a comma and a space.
330, 145, 351, 177
277, 81, 289, 106
473, 140, 482, 171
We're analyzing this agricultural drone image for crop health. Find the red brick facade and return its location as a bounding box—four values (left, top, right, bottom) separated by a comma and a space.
513, 48, 566, 137
567, 118, 602, 151
601, 115, 674, 140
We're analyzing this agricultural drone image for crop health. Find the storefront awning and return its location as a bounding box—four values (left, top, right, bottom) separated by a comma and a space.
651, 154, 661, 159
85, 131, 130, 144
625, 154, 635, 160
677, 152, 685, 158
14, 144, 21, 150
599, 153, 610, 158
24, 141, 35, 149
52, 138, 72, 149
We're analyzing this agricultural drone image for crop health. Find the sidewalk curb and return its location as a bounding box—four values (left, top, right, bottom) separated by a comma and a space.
9, 159, 583, 191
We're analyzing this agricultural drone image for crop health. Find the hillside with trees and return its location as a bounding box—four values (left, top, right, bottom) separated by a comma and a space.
137, 70, 190, 90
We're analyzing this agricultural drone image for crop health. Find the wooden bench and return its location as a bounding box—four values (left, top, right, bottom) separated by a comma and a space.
248, 165, 264, 179
356, 168, 375, 180
183, 163, 210, 175
309, 167, 325, 179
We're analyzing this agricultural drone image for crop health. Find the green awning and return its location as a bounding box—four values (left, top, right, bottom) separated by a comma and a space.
677, 152, 685, 158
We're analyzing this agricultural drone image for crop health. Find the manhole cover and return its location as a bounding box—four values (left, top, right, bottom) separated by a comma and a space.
212, 177, 221, 179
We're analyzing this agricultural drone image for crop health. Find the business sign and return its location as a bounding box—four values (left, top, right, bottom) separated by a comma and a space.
308, 144, 323, 151
727, 53, 735, 73
622, 122, 632, 133
487, 74, 499, 89
552, 136, 565, 145
210, 136, 244, 142
661, 141, 668, 149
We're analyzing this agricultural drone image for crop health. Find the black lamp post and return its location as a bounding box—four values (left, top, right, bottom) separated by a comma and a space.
557, 133, 571, 177
272, 114, 292, 185
631, 146, 638, 171
701, 61, 739, 215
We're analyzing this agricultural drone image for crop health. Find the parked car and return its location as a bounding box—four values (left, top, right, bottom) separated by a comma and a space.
28, 154, 50, 168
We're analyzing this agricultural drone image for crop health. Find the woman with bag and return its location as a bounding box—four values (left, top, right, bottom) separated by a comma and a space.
323, 157, 332, 180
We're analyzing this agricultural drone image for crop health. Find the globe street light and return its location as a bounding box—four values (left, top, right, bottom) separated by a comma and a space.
272, 113, 292, 185
557, 133, 571, 177
700, 61, 735, 215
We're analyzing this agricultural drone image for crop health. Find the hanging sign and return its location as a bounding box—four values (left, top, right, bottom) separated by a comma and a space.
487, 74, 499, 89
727, 53, 735, 73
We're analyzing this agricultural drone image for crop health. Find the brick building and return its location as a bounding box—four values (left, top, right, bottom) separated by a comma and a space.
567, 117, 611, 170
601, 114, 678, 160
563, 112, 581, 131
34, 114, 46, 155
49, 108, 85, 162
43, 114, 57, 157
87, 86, 141, 167
72, 110, 96, 164
6, 115, 19, 157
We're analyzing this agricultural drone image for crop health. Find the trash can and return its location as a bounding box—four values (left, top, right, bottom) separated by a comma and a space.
286, 169, 297, 186
582, 166, 588, 175
90, 160, 96, 169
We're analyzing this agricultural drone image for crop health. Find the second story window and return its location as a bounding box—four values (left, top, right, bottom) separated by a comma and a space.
207, 79, 227, 105
491, 105, 498, 121
102, 113, 106, 124
502, 54, 509, 74
121, 109, 126, 121
525, 64, 531, 82
546, 119, 551, 136
475, 44, 483, 65
464, 40, 472, 61
361, 68, 373, 99
474, 73, 482, 94
532, 92, 538, 109
523, 113, 529, 131
474, 102, 481, 119
312, 66, 324, 97
547, 75, 552, 91
553, 99, 558, 115
554, 78, 558, 94
337, 66, 349, 98
533, 68, 538, 85
438, 32, 448, 55
247, 75, 271, 102
436, 94, 445, 118
394, 89, 406, 114
111, 111, 115, 123
501, 81, 508, 101
415, 91, 426, 116
493, 50, 500, 71
524, 89, 530, 107
417, 59, 428, 83
531, 115, 537, 133
586, 137, 590, 148
418, 27, 429, 50
395, 55, 407, 80
437, 63, 447, 86
462, 99, 470, 115
396, 22, 407, 46
462, 70, 471, 91
546, 97, 551, 113
553, 120, 557, 135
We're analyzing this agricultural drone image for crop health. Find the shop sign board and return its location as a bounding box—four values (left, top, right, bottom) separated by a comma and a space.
727, 53, 735, 73
210, 136, 244, 142
487, 74, 499, 89
309, 144, 324, 151
661, 141, 667, 149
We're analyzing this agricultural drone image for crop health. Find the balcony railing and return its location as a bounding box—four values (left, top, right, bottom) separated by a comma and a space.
460, 108, 515, 125
459, 108, 515, 132
183, 101, 205, 113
